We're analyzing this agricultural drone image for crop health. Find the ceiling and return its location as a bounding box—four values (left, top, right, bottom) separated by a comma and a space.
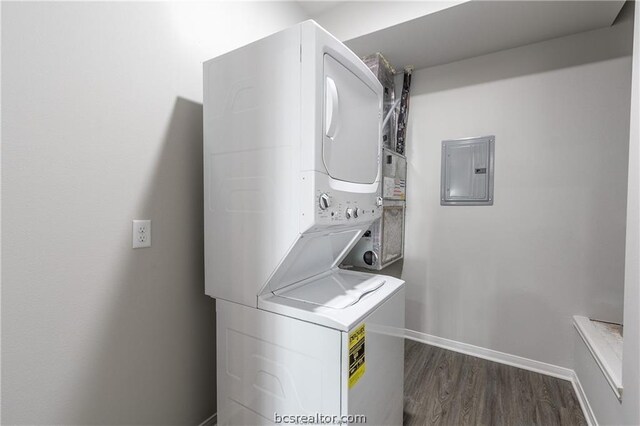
296, 1, 343, 17
344, 0, 626, 71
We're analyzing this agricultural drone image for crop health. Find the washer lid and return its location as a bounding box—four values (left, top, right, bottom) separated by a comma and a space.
261, 228, 363, 296
258, 269, 405, 331
274, 270, 386, 309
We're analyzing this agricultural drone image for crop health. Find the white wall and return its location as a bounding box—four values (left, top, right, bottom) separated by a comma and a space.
620, 1, 640, 423
576, 3, 640, 425
402, 7, 634, 369
1, 2, 306, 424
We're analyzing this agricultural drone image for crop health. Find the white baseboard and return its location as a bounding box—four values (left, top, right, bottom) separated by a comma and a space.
404, 329, 574, 381
571, 371, 598, 426
199, 413, 217, 426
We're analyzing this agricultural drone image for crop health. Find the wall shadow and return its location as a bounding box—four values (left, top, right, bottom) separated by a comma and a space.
66, 97, 216, 425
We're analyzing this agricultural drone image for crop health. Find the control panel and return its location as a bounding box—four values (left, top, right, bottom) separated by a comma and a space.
299, 170, 381, 233
315, 189, 381, 225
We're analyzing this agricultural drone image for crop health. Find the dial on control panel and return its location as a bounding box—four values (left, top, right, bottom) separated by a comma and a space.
319, 193, 330, 210
345, 207, 363, 219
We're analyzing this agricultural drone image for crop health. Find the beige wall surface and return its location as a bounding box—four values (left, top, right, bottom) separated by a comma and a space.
1, 2, 306, 424
401, 7, 634, 369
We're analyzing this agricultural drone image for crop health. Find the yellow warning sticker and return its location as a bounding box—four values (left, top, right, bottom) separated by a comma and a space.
348, 323, 365, 388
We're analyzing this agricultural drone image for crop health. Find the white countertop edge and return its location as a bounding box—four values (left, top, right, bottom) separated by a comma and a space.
573, 315, 623, 400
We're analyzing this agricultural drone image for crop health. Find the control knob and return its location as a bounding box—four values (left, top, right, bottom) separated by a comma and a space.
319, 193, 330, 210
353, 207, 360, 218
345, 208, 354, 219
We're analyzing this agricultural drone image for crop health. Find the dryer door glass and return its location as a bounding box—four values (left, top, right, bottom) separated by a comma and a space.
323, 54, 380, 184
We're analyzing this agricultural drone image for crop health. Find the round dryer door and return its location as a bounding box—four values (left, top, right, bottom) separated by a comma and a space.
323, 53, 380, 184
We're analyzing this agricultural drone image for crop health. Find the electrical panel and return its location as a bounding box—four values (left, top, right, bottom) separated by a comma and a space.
441, 136, 495, 206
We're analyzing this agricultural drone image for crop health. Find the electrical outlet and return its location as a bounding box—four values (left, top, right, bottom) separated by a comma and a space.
132, 220, 151, 248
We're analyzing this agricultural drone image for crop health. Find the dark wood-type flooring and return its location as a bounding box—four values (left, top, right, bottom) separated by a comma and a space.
404, 340, 587, 426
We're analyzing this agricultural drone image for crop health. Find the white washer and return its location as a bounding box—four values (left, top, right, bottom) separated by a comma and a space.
204, 20, 405, 425
218, 271, 404, 425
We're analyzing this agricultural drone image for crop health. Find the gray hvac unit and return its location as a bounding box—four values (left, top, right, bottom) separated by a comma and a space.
342, 200, 405, 269
343, 149, 407, 270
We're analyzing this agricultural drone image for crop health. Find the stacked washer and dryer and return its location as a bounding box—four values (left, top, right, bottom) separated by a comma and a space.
203, 21, 406, 425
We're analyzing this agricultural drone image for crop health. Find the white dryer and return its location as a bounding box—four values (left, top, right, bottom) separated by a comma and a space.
204, 20, 405, 425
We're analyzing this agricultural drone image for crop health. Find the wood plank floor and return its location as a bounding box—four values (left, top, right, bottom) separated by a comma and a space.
404, 340, 587, 426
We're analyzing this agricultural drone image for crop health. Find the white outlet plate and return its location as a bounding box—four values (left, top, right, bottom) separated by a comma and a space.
132, 220, 151, 248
